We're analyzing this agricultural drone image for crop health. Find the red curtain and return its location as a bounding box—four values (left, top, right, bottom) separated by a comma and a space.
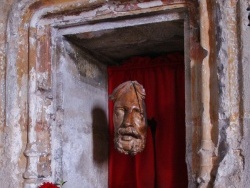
108, 53, 187, 188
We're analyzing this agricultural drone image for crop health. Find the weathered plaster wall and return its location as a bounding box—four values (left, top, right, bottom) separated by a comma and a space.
240, 0, 250, 187
58, 40, 108, 188
0, 0, 27, 187
212, 1, 245, 187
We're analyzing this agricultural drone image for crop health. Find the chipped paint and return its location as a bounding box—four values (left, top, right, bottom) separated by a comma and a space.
137, 0, 163, 8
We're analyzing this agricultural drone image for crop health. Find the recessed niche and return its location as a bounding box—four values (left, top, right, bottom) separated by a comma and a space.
55, 11, 186, 188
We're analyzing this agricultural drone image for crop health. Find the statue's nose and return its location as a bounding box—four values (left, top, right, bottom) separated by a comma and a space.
123, 111, 133, 127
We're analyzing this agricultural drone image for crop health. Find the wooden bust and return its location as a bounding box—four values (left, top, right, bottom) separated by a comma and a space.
110, 81, 147, 155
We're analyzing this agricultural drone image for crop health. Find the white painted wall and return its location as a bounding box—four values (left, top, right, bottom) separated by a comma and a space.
54, 40, 109, 188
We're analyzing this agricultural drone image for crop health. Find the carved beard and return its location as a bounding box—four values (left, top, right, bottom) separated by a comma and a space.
114, 127, 146, 155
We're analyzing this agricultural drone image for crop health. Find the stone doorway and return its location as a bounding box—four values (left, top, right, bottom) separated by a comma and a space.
4, 1, 248, 188
5, 1, 205, 187
54, 9, 186, 188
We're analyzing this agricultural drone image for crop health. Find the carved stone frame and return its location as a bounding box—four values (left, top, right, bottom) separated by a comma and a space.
6, 0, 215, 187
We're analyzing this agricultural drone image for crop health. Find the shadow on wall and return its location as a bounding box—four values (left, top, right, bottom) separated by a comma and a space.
92, 106, 109, 164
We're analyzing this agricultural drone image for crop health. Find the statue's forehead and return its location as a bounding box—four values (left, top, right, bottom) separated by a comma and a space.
115, 93, 143, 110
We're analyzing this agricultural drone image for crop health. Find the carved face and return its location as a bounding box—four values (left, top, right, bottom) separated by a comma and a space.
113, 86, 147, 155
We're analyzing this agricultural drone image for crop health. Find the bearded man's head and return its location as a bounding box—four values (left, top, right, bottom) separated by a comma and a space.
110, 81, 147, 155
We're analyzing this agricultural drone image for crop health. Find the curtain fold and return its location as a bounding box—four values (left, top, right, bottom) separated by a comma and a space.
108, 53, 187, 188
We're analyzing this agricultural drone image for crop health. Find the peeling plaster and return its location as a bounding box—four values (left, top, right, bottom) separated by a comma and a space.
137, 1, 163, 8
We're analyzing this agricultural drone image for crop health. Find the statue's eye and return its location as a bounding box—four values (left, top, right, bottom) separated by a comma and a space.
115, 107, 125, 116
133, 108, 144, 119
134, 108, 141, 114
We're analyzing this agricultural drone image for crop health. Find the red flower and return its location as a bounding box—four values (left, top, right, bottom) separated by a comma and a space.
39, 182, 59, 188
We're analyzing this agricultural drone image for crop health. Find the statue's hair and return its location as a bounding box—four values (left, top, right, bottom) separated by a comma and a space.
110, 81, 146, 102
